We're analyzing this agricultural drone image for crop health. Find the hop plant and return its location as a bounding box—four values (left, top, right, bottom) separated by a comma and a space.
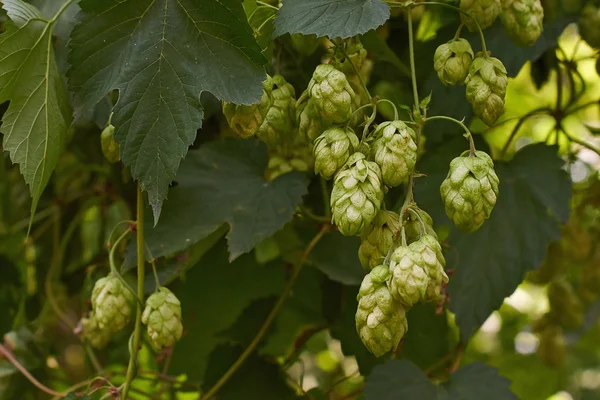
465, 55, 508, 126
460, 0, 502, 31
307, 64, 356, 123
256, 75, 297, 150
356, 265, 408, 357
313, 127, 360, 180
433, 39, 474, 85
142, 287, 183, 350
297, 97, 331, 142
266, 149, 312, 181
358, 210, 401, 271
403, 207, 438, 243
333, 37, 368, 76
331, 153, 384, 236
100, 124, 120, 164
372, 121, 418, 187
579, 2, 600, 48
79, 313, 111, 349
290, 33, 320, 56
388, 234, 448, 307
440, 150, 499, 233
500, 0, 544, 47
91, 274, 135, 333
223, 76, 274, 138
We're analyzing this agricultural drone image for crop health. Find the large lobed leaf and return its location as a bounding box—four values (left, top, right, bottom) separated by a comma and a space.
67, 0, 267, 222
446, 144, 571, 341
364, 360, 517, 399
274, 0, 390, 39
129, 139, 308, 263
0, 0, 72, 215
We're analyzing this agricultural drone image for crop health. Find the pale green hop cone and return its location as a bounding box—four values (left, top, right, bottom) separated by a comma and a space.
256, 75, 297, 149
460, 0, 502, 31
91, 274, 135, 333
223, 75, 274, 138
358, 210, 401, 271
333, 37, 368, 76
290, 33, 320, 56
440, 150, 499, 233
142, 287, 183, 350
433, 38, 474, 85
100, 124, 120, 163
313, 127, 359, 180
388, 234, 448, 307
79, 312, 111, 349
579, 2, 600, 48
307, 64, 356, 123
500, 0, 544, 47
465, 55, 508, 126
372, 120, 418, 187
331, 153, 384, 236
403, 207, 438, 243
356, 265, 408, 357
297, 96, 331, 142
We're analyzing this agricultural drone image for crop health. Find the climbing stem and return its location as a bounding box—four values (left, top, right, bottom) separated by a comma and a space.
425, 115, 476, 156
121, 184, 146, 400
338, 44, 371, 99
407, 12, 420, 111
376, 98, 399, 120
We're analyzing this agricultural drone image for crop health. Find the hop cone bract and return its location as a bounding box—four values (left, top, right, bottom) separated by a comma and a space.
356, 265, 408, 357
142, 287, 183, 349
500, 0, 544, 47
297, 96, 331, 142
100, 124, 120, 164
389, 234, 448, 307
358, 210, 401, 271
579, 3, 600, 48
80, 313, 111, 349
331, 153, 384, 236
403, 207, 437, 243
256, 75, 297, 149
465, 55, 508, 126
91, 275, 135, 333
223, 76, 274, 138
372, 121, 418, 187
313, 127, 359, 180
440, 150, 499, 232
434, 39, 474, 85
308, 64, 356, 123
460, 0, 502, 31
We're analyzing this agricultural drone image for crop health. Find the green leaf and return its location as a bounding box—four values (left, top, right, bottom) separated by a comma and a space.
67, 0, 267, 222
0, 0, 71, 215
364, 360, 517, 399
273, 0, 390, 39
310, 231, 364, 286
203, 344, 296, 400
127, 139, 308, 263
447, 144, 572, 341
360, 30, 410, 77
169, 241, 286, 381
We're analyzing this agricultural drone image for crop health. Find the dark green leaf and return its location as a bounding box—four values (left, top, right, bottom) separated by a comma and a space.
447, 144, 572, 341
67, 0, 267, 221
0, 0, 71, 215
310, 231, 364, 286
274, 0, 390, 39
203, 343, 296, 400
437, 362, 518, 400
363, 360, 436, 399
128, 139, 308, 263
169, 241, 286, 380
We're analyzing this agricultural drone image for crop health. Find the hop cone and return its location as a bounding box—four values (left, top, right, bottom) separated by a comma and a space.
434, 39, 474, 85
333, 37, 368, 76
223, 76, 274, 138
403, 207, 437, 243
100, 124, 120, 163
358, 210, 401, 271
91, 275, 135, 333
500, 0, 544, 47
548, 279, 584, 330
290, 33, 319, 56
372, 121, 418, 187
460, 0, 502, 31
331, 153, 384, 236
356, 265, 408, 357
313, 127, 359, 180
579, 3, 600, 48
440, 150, 499, 232
257, 75, 297, 149
266, 148, 312, 181
465, 55, 508, 126
308, 64, 356, 123
80, 313, 111, 349
389, 234, 448, 307
142, 287, 183, 349
297, 97, 331, 142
